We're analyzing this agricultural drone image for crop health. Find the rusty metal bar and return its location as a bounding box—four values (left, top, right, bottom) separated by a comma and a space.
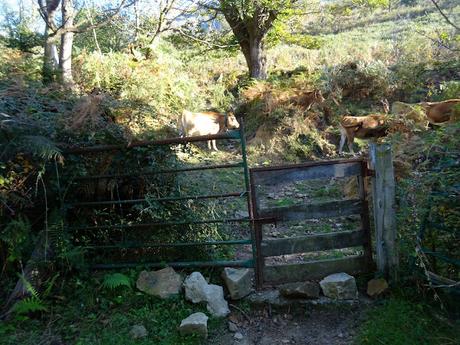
249, 168, 265, 290
73, 162, 244, 181
68, 191, 248, 207
91, 259, 254, 269
250, 157, 365, 173
83, 239, 252, 250
61, 130, 241, 154
69, 217, 254, 231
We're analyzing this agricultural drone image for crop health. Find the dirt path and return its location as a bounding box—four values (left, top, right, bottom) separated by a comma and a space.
208, 303, 368, 345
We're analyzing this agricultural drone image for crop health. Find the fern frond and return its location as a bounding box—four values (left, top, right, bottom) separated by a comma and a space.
101, 273, 132, 290
19, 135, 62, 161
13, 296, 47, 315
18, 273, 39, 298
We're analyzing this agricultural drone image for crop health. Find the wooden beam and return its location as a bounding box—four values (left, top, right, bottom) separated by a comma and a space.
251, 161, 362, 186
258, 199, 362, 221
264, 255, 367, 284
261, 230, 365, 257
369, 144, 398, 282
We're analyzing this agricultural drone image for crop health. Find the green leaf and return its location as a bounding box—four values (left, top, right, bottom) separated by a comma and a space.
13, 297, 47, 315
101, 273, 132, 290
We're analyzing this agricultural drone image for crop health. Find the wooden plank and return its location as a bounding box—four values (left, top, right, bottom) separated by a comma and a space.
357, 161, 373, 269
261, 230, 366, 257
258, 199, 362, 221
252, 161, 362, 186
369, 144, 398, 282
264, 255, 367, 284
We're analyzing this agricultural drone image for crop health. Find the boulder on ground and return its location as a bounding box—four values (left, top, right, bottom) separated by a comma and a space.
184, 272, 230, 317
205, 284, 231, 317
279, 281, 320, 299
222, 268, 253, 300
183, 272, 209, 303
136, 267, 182, 298
319, 273, 358, 300
129, 324, 148, 339
367, 278, 388, 297
179, 312, 208, 338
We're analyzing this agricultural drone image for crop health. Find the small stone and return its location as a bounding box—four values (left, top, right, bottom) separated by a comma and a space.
235, 210, 249, 218
338, 333, 344, 338
130, 324, 148, 339
179, 312, 208, 338
319, 273, 358, 300
136, 267, 182, 298
228, 321, 238, 332
184, 272, 230, 317
279, 282, 320, 299
367, 278, 389, 297
184, 272, 209, 303
205, 284, 230, 317
234, 332, 244, 340
222, 268, 253, 300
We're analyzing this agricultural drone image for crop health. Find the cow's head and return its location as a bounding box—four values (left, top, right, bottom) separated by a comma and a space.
314, 90, 325, 103
226, 112, 240, 129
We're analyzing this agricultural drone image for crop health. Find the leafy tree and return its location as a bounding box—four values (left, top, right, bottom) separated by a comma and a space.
199, 0, 299, 79
1, 3, 43, 52
38, 0, 133, 86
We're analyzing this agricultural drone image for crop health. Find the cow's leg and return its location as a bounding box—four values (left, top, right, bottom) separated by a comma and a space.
211, 140, 219, 151
339, 127, 347, 154
207, 140, 212, 150
347, 134, 355, 155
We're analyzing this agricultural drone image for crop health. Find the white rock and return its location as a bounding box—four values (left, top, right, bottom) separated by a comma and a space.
179, 312, 208, 338
183, 272, 230, 317
222, 268, 253, 300
129, 324, 148, 339
205, 284, 230, 317
234, 332, 244, 340
319, 273, 358, 300
228, 321, 238, 332
184, 272, 209, 303
136, 267, 182, 298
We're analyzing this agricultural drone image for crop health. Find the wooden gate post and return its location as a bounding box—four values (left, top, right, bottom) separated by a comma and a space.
369, 143, 398, 282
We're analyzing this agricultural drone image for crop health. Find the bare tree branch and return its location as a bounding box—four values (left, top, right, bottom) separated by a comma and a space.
49, 0, 135, 37
172, 27, 238, 49
429, 0, 459, 31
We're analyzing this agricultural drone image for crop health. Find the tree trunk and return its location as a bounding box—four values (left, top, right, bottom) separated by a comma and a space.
221, 5, 273, 80
239, 36, 267, 80
42, 0, 60, 83
249, 37, 267, 79
59, 0, 75, 86
43, 32, 59, 83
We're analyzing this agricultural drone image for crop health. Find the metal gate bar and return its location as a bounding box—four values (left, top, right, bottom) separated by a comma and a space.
60, 124, 255, 269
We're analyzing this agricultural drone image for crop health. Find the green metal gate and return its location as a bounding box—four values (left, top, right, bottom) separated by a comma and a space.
59, 124, 255, 269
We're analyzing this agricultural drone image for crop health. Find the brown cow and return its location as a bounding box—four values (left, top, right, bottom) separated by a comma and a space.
339, 114, 388, 154
420, 99, 460, 124
179, 110, 239, 151
292, 90, 325, 110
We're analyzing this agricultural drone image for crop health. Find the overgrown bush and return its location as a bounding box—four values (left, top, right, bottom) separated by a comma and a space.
392, 123, 459, 307
322, 60, 393, 101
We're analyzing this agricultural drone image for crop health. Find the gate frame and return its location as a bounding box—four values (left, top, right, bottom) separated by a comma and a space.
249, 158, 374, 289
60, 121, 256, 270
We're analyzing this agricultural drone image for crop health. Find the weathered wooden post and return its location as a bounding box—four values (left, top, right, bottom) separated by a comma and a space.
369, 143, 398, 282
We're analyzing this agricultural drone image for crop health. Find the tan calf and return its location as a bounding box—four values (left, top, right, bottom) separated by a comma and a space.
339, 114, 388, 154
179, 110, 239, 151
420, 99, 460, 124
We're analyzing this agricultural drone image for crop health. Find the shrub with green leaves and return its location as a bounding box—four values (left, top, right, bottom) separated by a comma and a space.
322, 60, 393, 101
